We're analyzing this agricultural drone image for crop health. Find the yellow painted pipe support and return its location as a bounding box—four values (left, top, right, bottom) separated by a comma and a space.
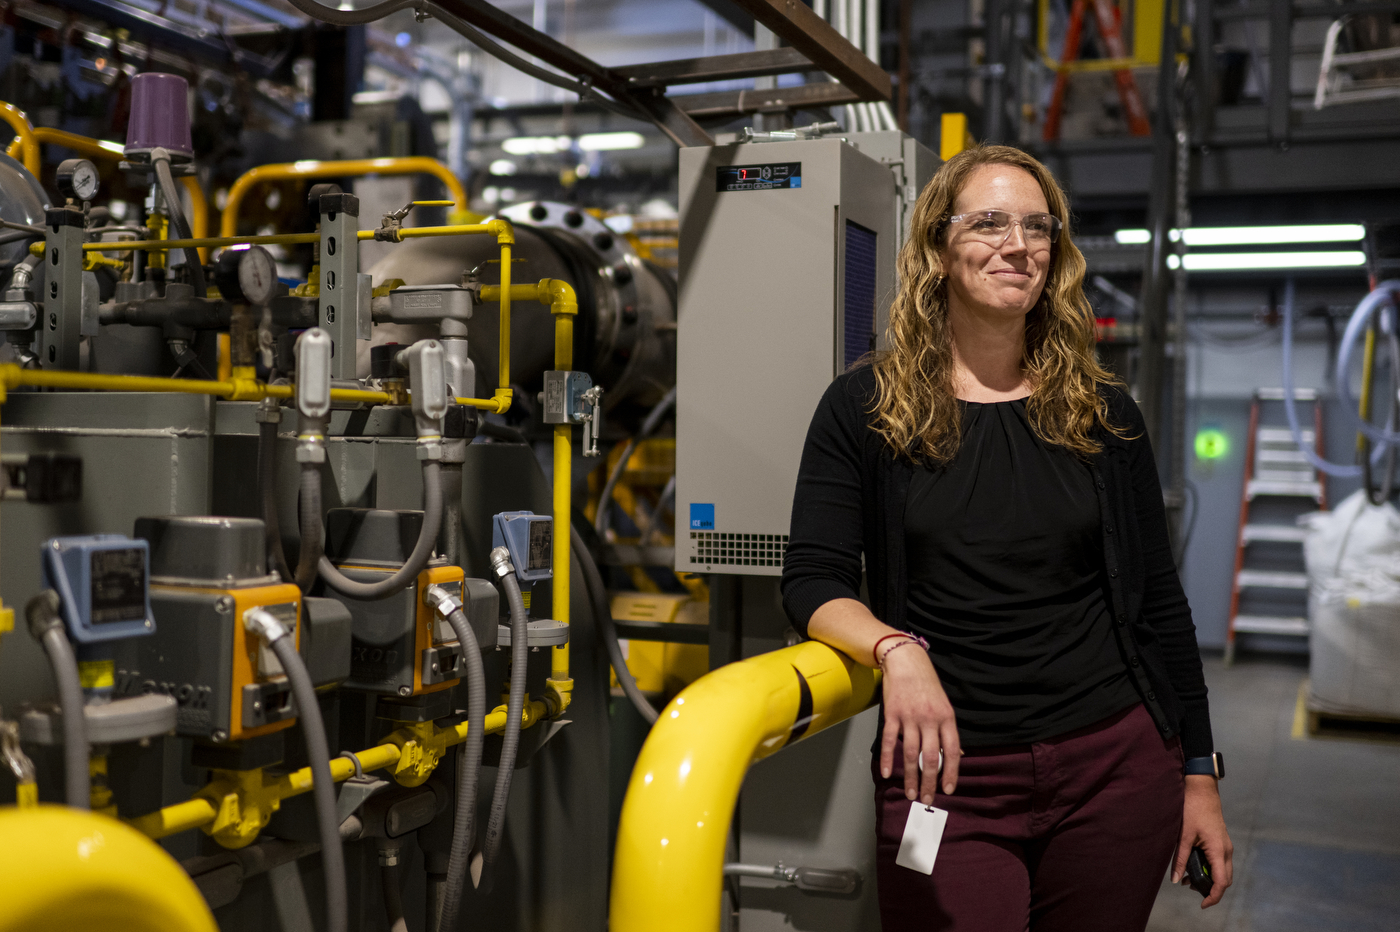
0, 101, 39, 175
0, 805, 219, 932
609, 641, 880, 932
220, 157, 471, 237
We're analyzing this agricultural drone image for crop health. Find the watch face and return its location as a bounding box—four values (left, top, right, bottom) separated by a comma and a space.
57, 159, 100, 201
237, 246, 277, 305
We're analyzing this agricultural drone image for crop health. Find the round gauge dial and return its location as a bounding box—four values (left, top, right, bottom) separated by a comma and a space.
55, 159, 100, 202
237, 246, 278, 305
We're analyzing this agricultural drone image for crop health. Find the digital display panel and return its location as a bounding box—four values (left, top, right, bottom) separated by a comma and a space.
716, 162, 801, 192
527, 520, 553, 572
89, 547, 147, 624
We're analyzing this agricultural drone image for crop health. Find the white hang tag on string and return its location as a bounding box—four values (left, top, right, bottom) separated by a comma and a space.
895, 803, 947, 875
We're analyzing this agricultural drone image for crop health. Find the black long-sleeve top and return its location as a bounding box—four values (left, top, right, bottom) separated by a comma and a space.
780, 366, 1214, 759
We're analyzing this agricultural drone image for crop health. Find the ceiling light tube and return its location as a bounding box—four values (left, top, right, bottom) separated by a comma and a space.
1113, 224, 1366, 246
1166, 251, 1367, 271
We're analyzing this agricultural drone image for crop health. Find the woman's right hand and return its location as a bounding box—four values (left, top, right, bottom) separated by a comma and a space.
880, 645, 961, 805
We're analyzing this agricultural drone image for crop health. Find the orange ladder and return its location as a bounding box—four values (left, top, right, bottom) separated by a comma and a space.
1043, 0, 1152, 140
1224, 388, 1328, 665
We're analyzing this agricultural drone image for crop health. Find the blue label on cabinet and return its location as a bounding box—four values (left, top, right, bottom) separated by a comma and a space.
690, 503, 715, 530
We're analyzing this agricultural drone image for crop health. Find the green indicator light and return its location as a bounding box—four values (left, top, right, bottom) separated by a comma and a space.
1195, 428, 1229, 461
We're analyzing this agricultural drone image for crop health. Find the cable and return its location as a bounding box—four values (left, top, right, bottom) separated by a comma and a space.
251, 610, 346, 932
1335, 279, 1400, 446
478, 551, 529, 895
435, 604, 485, 932
295, 464, 323, 592
595, 386, 676, 537
571, 525, 658, 724
151, 150, 207, 299
26, 590, 88, 809
258, 418, 295, 584
382, 862, 408, 932
641, 474, 676, 547
314, 462, 445, 600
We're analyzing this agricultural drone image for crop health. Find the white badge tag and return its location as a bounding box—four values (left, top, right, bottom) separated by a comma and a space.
895, 803, 948, 875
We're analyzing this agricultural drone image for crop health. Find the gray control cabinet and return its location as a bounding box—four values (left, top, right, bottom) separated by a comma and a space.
675, 138, 901, 577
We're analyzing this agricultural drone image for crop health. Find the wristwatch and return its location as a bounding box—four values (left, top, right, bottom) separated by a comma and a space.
1184, 752, 1225, 779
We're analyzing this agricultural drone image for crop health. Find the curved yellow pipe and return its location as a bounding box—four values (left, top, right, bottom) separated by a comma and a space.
220, 157, 471, 237
0, 806, 218, 932
610, 641, 880, 932
5, 128, 213, 263
0, 102, 39, 175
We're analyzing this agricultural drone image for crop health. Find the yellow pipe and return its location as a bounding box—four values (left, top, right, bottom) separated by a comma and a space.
129, 699, 548, 841
1358, 324, 1377, 454
0, 363, 389, 406
86, 232, 319, 252
0, 102, 39, 175
610, 641, 880, 932
546, 279, 579, 711
181, 176, 210, 264
220, 157, 471, 238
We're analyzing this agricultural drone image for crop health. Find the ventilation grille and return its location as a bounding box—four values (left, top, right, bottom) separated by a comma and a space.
689, 531, 789, 568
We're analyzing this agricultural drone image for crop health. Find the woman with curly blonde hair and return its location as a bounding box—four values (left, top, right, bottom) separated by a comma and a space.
781, 145, 1232, 931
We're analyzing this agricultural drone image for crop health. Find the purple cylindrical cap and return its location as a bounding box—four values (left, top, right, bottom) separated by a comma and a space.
125, 72, 193, 159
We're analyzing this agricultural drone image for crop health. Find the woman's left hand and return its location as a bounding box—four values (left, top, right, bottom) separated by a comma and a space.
1173, 774, 1234, 908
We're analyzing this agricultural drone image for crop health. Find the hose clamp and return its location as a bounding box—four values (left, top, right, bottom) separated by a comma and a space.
337, 750, 365, 779
489, 545, 515, 579
295, 434, 326, 464
254, 398, 283, 424
415, 433, 444, 462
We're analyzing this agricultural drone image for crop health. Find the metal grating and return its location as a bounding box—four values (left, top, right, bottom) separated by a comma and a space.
843, 220, 877, 369
689, 531, 789, 567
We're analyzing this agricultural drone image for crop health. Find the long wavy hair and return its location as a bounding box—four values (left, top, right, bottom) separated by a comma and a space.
869, 144, 1124, 462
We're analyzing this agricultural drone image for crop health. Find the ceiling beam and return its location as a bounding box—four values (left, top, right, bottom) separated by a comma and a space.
677, 81, 863, 117
728, 0, 891, 101
612, 47, 814, 87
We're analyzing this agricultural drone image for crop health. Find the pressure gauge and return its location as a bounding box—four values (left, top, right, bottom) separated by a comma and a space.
55, 159, 100, 202
237, 246, 278, 306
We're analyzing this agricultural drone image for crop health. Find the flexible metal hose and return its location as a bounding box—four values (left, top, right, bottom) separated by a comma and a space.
382, 862, 408, 932
595, 386, 676, 537
478, 570, 529, 895
571, 526, 658, 724
438, 607, 485, 931
151, 152, 207, 298
267, 633, 346, 932
295, 464, 323, 592
314, 462, 445, 600
26, 590, 88, 808
258, 419, 294, 583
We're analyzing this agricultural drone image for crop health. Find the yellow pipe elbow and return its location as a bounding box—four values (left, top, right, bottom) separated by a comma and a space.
609, 642, 879, 932
221, 157, 469, 237
0, 102, 39, 175
0, 806, 219, 932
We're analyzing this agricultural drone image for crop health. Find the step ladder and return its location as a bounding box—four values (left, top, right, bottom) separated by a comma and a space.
1042, 0, 1152, 141
1225, 388, 1328, 665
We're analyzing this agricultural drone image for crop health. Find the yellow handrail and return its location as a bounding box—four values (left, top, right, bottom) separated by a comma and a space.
0, 102, 39, 175
220, 157, 473, 238
609, 641, 880, 932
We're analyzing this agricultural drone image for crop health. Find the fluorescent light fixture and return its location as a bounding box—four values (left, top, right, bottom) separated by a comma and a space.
578, 131, 645, 151
1114, 224, 1366, 246
1166, 251, 1367, 271
488, 159, 517, 176
1183, 224, 1366, 246
501, 135, 572, 155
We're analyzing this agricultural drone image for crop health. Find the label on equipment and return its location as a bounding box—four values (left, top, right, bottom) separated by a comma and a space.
716, 163, 801, 192
527, 520, 552, 571
690, 504, 715, 530
89, 547, 147, 624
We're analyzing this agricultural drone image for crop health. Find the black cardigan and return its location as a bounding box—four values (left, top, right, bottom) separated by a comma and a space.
780, 366, 1214, 759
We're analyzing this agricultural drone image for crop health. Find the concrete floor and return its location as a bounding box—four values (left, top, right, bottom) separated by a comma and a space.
1146, 654, 1400, 932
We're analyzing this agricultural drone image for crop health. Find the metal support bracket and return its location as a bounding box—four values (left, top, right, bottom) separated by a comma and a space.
41, 207, 85, 369
318, 192, 361, 380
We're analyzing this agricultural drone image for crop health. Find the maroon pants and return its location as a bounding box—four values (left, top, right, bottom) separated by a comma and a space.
873, 703, 1184, 932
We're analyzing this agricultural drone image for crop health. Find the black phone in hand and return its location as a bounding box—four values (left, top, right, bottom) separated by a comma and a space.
1185, 847, 1213, 897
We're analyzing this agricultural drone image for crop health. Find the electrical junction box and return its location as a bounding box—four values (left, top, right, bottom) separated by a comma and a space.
41, 534, 154, 642
675, 135, 930, 577
115, 517, 302, 742
492, 511, 553, 584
